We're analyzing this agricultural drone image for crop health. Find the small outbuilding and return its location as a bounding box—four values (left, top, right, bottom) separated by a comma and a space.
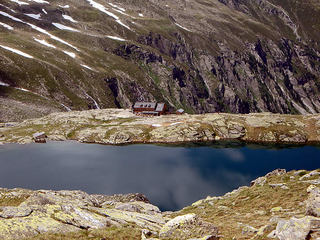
176, 109, 185, 114
33, 132, 47, 143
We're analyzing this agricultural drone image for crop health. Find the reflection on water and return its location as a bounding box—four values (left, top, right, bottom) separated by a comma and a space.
0, 141, 319, 211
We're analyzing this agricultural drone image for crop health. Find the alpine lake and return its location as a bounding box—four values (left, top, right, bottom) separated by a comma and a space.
0, 141, 319, 211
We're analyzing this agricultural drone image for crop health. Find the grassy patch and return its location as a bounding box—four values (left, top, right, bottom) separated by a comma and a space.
171, 170, 311, 239
24, 225, 141, 240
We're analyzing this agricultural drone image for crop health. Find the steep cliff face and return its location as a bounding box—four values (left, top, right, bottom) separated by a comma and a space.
0, 0, 319, 121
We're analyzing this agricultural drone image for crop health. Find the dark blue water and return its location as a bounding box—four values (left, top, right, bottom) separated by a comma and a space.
0, 141, 319, 211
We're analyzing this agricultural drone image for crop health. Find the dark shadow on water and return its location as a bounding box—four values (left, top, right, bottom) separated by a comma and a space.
154, 140, 320, 149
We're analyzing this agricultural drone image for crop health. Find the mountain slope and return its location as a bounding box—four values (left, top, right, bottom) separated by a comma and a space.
0, 0, 320, 121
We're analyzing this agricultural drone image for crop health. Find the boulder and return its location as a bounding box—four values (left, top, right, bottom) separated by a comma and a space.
0, 206, 32, 218
107, 132, 131, 144
141, 229, 158, 240
299, 170, 320, 181
250, 177, 266, 186
227, 123, 246, 139
32, 132, 47, 143
89, 206, 165, 231
278, 133, 307, 143
265, 169, 286, 177
269, 183, 288, 189
270, 207, 284, 213
115, 203, 141, 213
306, 186, 320, 217
275, 216, 314, 240
0, 212, 79, 240
159, 214, 219, 239
115, 201, 161, 215
52, 205, 108, 229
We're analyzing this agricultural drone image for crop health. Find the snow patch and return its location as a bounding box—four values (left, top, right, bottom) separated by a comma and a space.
112, 8, 131, 17
86, 0, 131, 29
0, 45, 33, 59
107, 35, 125, 41
28, 0, 49, 4
25, 13, 41, 20
108, 3, 125, 12
84, 92, 100, 109
175, 23, 192, 32
0, 4, 16, 13
29, 23, 79, 51
138, 13, 143, 17
62, 14, 78, 23
58, 4, 69, 8
60, 103, 71, 111
42, 9, 47, 14
0, 11, 79, 51
81, 64, 93, 70
170, 122, 182, 126
0, 22, 13, 30
52, 22, 79, 32
0, 11, 24, 23
63, 51, 76, 58
16, 87, 30, 92
0, 81, 9, 87
116, 19, 130, 30
86, 0, 119, 19
9, 0, 29, 5
33, 37, 56, 48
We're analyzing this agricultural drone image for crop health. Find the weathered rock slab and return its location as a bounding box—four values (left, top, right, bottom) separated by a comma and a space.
159, 214, 219, 239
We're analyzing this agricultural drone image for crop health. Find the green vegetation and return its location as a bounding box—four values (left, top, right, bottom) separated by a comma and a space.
173, 170, 312, 239
25, 225, 141, 240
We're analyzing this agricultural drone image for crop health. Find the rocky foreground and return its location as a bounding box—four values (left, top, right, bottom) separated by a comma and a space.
0, 169, 320, 240
0, 109, 320, 145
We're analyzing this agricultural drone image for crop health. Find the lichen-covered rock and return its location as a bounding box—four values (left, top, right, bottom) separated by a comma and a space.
270, 207, 285, 213
20, 190, 96, 208
239, 223, 258, 234
306, 186, 320, 217
89, 207, 166, 231
299, 170, 320, 181
106, 132, 131, 144
115, 202, 142, 213
227, 123, 246, 139
275, 216, 314, 240
52, 205, 108, 229
115, 201, 161, 215
250, 176, 266, 186
265, 169, 286, 177
278, 132, 307, 143
159, 214, 219, 239
0, 188, 165, 239
0, 212, 80, 240
0, 206, 32, 218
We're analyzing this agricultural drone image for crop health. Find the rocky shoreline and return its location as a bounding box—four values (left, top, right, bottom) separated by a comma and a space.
0, 109, 320, 145
0, 168, 319, 239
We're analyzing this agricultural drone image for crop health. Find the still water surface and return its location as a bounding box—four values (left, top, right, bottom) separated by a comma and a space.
0, 141, 319, 211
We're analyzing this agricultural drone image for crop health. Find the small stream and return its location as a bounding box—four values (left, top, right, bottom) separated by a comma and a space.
0, 141, 319, 211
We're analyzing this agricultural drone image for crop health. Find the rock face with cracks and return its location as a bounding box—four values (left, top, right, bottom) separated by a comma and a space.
0, 188, 220, 240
